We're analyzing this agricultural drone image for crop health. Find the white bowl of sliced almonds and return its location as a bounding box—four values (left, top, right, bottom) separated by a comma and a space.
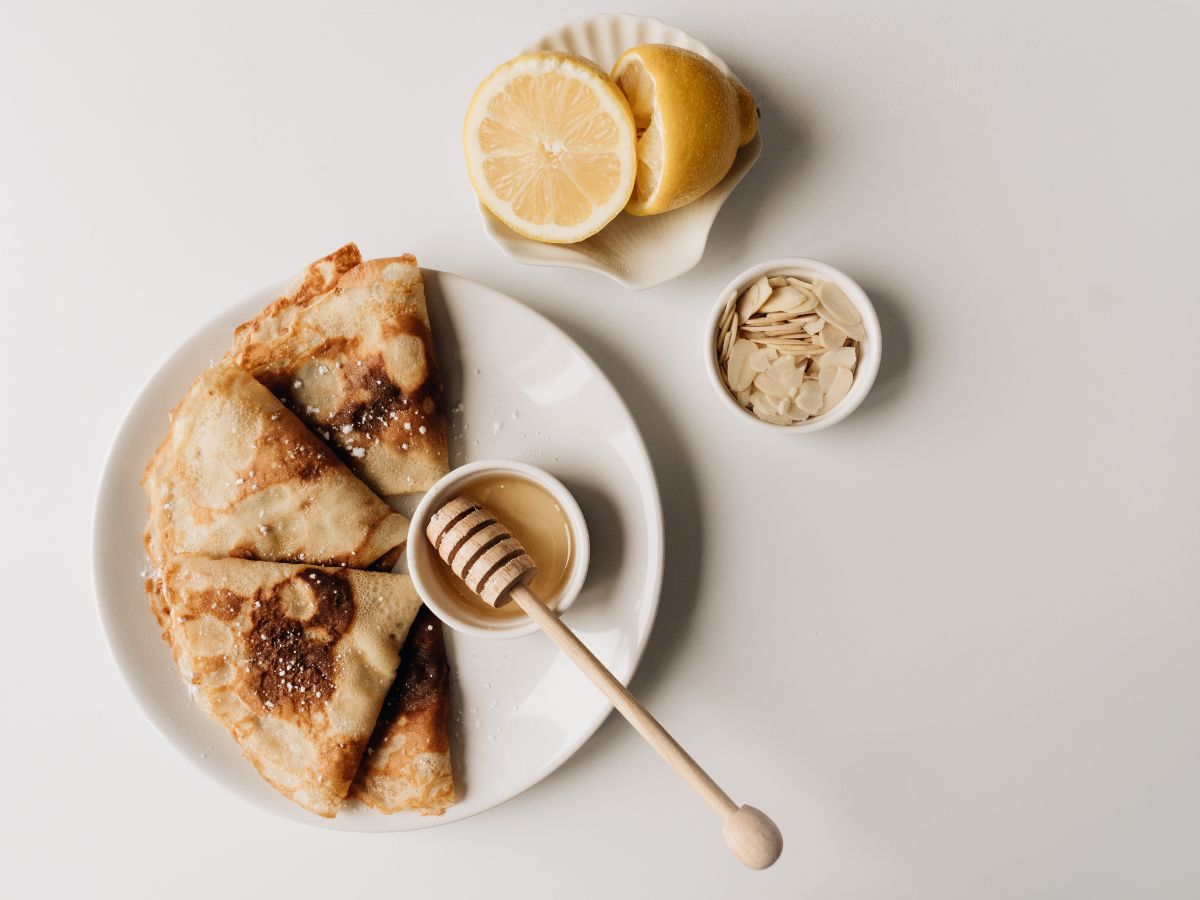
706, 258, 881, 432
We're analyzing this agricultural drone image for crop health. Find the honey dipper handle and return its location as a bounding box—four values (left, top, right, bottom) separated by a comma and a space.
508, 585, 783, 869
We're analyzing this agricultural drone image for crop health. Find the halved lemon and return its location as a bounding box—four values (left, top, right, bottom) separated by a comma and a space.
463, 52, 638, 244
612, 44, 758, 217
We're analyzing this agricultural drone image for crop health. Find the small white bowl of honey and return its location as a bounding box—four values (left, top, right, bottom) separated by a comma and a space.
407, 459, 590, 639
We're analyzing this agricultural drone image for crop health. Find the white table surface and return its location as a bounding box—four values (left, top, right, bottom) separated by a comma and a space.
3, 2, 1198, 897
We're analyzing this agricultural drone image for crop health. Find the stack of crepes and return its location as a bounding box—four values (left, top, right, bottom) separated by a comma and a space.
142, 244, 457, 818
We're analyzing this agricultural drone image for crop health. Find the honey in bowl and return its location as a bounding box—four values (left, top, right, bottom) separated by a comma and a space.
430, 473, 574, 620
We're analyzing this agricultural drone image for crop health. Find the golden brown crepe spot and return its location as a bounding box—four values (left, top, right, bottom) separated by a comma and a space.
245, 568, 356, 716
320, 351, 445, 461
257, 336, 445, 472
192, 656, 234, 684
342, 353, 408, 427
390, 609, 449, 718
305, 245, 362, 299
379, 313, 427, 344
244, 423, 336, 487
285, 245, 361, 309
145, 576, 171, 636
193, 588, 245, 622
334, 736, 372, 787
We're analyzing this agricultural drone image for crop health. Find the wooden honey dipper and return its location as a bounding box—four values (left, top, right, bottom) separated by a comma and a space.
427, 496, 784, 869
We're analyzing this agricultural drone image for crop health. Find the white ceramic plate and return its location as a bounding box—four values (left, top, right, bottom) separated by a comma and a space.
477, 13, 762, 290
93, 269, 664, 831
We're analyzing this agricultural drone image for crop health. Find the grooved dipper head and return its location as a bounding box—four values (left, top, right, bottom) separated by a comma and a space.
425, 497, 538, 607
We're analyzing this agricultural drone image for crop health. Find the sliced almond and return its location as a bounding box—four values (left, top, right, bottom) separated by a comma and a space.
750, 390, 775, 418
748, 346, 776, 372
783, 280, 821, 313
802, 317, 825, 335
748, 316, 816, 331
841, 320, 867, 342
761, 341, 826, 353
760, 285, 808, 314
817, 365, 839, 392
821, 346, 857, 369
748, 309, 803, 324
821, 366, 854, 411
735, 387, 752, 407
753, 343, 811, 353
753, 369, 796, 400
734, 283, 759, 323
816, 322, 848, 349
796, 379, 824, 415
725, 339, 759, 391
784, 401, 811, 422
767, 276, 790, 288
720, 326, 734, 364
718, 307, 735, 338
738, 321, 785, 332
740, 321, 812, 336
797, 294, 821, 314
718, 290, 737, 332
813, 278, 863, 328
768, 354, 805, 386
736, 276, 773, 321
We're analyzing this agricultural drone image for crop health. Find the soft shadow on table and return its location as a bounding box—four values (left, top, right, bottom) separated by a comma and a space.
560, 479, 623, 593
423, 270, 469, 468
691, 75, 813, 274
848, 280, 914, 420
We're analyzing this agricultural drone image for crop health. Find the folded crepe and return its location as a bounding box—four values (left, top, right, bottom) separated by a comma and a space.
142, 361, 408, 571
227, 243, 449, 496
160, 556, 423, 817
352, 606, 456, 814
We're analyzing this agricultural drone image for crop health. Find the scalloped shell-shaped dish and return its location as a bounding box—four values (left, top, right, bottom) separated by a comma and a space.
475, 13, 763, 291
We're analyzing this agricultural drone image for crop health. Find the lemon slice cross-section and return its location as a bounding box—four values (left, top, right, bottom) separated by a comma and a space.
464, 52, 638, 244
